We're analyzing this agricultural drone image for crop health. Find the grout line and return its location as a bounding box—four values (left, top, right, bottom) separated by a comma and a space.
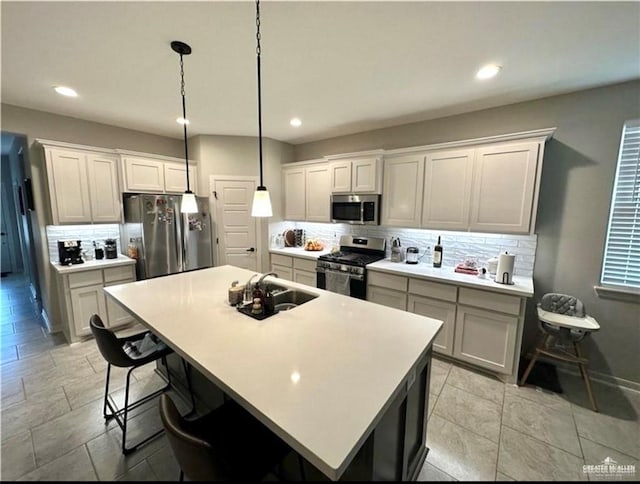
84, 442, 102, 481
579, 435, 639, 462
501, 421, 584, 459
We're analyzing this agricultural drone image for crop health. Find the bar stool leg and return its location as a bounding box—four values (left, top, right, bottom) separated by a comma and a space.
574, 342, 598, 412
103, 363, 112, 420
182, 359, 196, 415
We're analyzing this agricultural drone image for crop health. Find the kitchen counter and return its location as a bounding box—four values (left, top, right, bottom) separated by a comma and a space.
105, 265, 442, 480
269, 246, 332, 260
367, 259, 534, 297
50, 255, 136, 274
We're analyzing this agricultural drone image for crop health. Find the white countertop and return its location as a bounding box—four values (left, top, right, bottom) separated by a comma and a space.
104, 265, 442, 480
367, 259, 534, 297
50, 255, 136, 274
269, 247, 333, 260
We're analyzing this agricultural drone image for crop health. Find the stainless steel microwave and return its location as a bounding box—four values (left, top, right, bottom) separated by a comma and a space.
331, 194, 380, 225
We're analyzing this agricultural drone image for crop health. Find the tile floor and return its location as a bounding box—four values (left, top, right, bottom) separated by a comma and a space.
1, 273, 639, 481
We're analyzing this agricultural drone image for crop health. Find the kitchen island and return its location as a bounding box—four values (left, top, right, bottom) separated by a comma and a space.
104, 265, 442, 481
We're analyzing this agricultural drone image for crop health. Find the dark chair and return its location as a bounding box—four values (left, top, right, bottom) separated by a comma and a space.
159, 393, 296, 481
90, 314, 195, 454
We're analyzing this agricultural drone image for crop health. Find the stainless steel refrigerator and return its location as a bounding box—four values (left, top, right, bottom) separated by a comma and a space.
121, 193, 213, 280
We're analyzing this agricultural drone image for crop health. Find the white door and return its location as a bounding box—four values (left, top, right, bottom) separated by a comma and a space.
305, 163, 330, 222
86, 154, 121, 223
46, 148, 92, 224
283, 167, 306, 220
0, 184, 15, 274
381, 154, 425, 228
211, 177, 259, 271
352, 158, 378, 193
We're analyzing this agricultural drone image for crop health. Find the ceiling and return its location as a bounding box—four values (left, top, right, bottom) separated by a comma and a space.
2, 1, 639, 145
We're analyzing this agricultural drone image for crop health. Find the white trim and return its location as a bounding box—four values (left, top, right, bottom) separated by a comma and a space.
594, 285, 640, 303
324, 149, 385, 161
35, 138, 116, 155
41, 308, 57, 334
556, 364, 640, 393
384, 128, 556, 156
282, 158, 326, 168
115, 148, 197, 165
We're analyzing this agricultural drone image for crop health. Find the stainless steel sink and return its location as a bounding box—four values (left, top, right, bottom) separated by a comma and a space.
272, 289, 318, 307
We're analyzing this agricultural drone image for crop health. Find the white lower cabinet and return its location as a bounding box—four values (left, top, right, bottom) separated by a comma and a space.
70, 284, 107, 337
453, 306, 518, 375
408, 294, 456, 356
269, 253, 320, 288
57, 264, 136, 343
367, 268, 525, 380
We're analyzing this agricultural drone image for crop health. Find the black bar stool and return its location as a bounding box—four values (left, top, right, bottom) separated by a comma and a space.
90, 314, 195, 454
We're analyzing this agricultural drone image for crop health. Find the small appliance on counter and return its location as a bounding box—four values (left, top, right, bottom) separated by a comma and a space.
406, 247, 419, 264
104, 238, 118, 259
494, 252, 515, 285
58, 240, 84, 265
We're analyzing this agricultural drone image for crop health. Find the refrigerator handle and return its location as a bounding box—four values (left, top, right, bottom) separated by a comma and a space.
175, 208, 185, 272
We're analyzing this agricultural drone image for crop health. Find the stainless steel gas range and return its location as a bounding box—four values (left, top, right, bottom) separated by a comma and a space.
316, 235, 386, 299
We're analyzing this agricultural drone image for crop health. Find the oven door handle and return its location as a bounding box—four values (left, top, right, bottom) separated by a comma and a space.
323, 268, 364, 282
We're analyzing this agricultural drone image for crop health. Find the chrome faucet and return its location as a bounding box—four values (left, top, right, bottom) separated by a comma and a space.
244, 274, 259, 302
257, 272, 279, 289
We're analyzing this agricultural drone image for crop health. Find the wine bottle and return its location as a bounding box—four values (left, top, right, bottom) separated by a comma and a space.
433, 236, 443, 268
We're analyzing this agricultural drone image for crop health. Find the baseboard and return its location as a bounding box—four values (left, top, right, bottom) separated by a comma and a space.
29, 283, 37, 302
40, 308, 61, 334
533, 355, 640, 393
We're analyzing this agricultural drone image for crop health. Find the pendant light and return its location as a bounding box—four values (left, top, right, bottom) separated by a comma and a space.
171, 40, 198, 214
251, 0, 273, 217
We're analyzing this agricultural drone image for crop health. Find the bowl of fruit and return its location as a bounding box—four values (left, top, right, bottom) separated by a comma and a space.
304, 239, 324, 251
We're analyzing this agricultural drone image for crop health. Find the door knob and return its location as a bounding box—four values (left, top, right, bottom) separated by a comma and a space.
0, 232, 5, 236
246, 247, 255, 252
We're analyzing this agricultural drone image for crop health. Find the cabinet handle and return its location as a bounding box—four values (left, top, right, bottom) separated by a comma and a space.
246, 248, 255, 252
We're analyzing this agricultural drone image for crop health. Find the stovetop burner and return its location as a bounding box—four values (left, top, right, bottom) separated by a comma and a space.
318, 251, 384, 266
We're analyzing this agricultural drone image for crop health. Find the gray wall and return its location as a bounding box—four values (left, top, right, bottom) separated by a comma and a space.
1, 152, 24, 273
1, 104, 185, 331
295, 80, 640, 386
190, 134, 294, 272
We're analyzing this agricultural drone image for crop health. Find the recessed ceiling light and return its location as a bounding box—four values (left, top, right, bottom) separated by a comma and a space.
476, 64, 502, 80
290, 118, 302, 127
53, 86, 78, 97
176, 117, 190, 125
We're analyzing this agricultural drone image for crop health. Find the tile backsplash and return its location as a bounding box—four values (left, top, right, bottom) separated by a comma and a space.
46, 225, 121, 262
270, 222, 537, 277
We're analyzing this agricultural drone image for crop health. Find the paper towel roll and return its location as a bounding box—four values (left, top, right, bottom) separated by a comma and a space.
495, 252, 515, 285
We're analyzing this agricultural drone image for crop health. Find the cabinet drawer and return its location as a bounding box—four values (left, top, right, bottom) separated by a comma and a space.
293, 257, 316, 272
68, 270, 103, 289
408, 278, 457, 302
104, 265, 135, 283
368, 271, 408, 292
459, 287, 522, 315
367, 285, 407, 311
271, 254, 293, 267
271, 264, 293, 281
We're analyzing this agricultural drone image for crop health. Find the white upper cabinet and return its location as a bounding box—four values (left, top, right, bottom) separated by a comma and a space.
44, 146, 121, 225
305, 163, 331, 222
283, 165, 306, 221
469, 141, 540, 234
86, 154, 121, 223
329, 156, 382, 193
381, 154, 425, 228
282, 161, 330, 222
122, 157, 165, 192
164, 163, 198, 194
121, 155, 198, 195
422, 148, 474, 231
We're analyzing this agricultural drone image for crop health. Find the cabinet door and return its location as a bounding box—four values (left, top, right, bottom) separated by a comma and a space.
293, 269, 317, 288
352, 158, 378, 193
305, 164, 330, 222
367, 285, 407, 311
46, 149, 91, 224
104, 281, 135, 328
70, 284, 107, 337
271, 263, 293, 281
469, 141, 540, 234
408, 294, 456, 356
453, 306, 518, 374
422, 149, 474, 230
86, 154, 121, 223
164, 163, 198, 194
123, 157, 165, 192
283, 167, 306, 220
329, 161, 352, 193
381, 154, 425, 227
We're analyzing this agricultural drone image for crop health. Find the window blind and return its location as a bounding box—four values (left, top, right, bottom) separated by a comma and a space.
601, 120, 640, 288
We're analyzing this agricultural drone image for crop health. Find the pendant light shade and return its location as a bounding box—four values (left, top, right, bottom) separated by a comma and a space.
251, 0, 272, 218
171, 40, 198, 214
181, 191, 198, 213
251, 186, 273, 217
